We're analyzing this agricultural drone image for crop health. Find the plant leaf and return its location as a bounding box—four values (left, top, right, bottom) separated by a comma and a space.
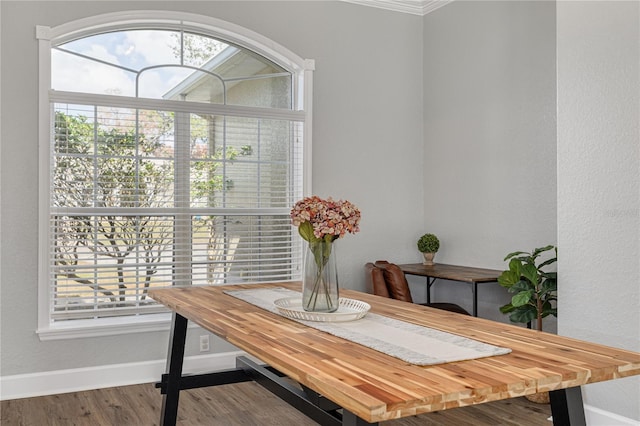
504, 251, 527, 261
532, 245, 555, 257
297, 221, 317, 243
511, 279, 533, 293
510, 305, 537, 324
538, 257, 557, 268
512, 290, 534, 307
498, 271, 516, 288
499, 303, 516, 314
509, 258, 523, 276
541, 300, 556, 318
540, 279, 557, 296
521, 263, 539, 286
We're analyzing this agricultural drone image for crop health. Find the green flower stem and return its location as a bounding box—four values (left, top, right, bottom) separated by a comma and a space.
304, 240, 335, 311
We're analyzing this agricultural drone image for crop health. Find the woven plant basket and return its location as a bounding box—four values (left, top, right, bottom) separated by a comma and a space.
525, 391, 550, 404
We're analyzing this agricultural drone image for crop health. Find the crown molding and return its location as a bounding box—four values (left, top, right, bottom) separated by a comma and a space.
341, 0, 453, 16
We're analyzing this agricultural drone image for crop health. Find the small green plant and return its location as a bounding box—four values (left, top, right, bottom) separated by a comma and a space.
498, 245, 557, 331
417, 233, 440, 253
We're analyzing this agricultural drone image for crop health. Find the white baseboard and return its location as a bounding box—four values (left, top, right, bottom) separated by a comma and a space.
585, 404, 640, 426
0, 350, 246, 401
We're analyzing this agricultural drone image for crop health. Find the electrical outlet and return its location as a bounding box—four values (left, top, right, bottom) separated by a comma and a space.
199, 335, 210, 352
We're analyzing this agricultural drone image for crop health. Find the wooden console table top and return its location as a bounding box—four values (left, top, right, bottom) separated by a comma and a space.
398, 263, 502, 283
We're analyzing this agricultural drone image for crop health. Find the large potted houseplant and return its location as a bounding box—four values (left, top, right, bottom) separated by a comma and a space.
417, 233, 440, 265
498, 245, 557, 331
498, 244, 557, 404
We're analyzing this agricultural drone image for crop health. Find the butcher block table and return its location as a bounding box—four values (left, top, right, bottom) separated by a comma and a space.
149, 282, 640, 426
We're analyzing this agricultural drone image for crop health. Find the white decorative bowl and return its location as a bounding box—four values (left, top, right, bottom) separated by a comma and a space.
273, 297, 370, 322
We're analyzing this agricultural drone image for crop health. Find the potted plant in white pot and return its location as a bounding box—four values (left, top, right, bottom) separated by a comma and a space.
417, 233, 440, 266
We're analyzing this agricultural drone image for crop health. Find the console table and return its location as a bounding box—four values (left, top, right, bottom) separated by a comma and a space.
398, 263, 502, 317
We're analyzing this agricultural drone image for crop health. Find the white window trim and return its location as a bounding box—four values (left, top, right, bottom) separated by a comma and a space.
37, 11, 314, 339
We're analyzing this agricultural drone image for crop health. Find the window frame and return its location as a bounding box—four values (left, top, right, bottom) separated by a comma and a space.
37, 11, 314, 340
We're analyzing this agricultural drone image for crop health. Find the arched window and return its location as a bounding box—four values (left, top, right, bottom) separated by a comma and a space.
37, 12, 313, 337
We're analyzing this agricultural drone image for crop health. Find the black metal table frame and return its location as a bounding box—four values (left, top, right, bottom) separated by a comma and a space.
421, 276, 494, 317
157, 312, 588, 426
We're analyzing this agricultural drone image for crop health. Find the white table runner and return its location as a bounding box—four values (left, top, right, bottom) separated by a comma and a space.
225, 287, 511, 366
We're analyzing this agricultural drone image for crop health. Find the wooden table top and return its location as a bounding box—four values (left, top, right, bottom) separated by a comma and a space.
149, 282, 640, 423
398, 263, 502, 283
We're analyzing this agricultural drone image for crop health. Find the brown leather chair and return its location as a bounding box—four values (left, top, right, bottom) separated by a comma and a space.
366, 261, 470, 315
365, 262, 390, 298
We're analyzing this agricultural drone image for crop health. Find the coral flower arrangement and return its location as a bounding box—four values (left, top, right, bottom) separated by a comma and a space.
291, 196, 361, 311
291, 196, 361, 243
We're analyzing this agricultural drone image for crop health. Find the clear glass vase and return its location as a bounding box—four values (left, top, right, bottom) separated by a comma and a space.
302, 240, 339, 312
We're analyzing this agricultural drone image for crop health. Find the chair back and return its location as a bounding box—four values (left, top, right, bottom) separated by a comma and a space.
365, 262, 390, 298
365, 260, 471, 315
369, 261, 414, 303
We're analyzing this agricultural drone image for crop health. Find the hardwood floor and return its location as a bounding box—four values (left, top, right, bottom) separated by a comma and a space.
1, 382, 552, 425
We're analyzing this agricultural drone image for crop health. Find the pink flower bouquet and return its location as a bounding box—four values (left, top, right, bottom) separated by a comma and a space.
291, 196, 361, 311
290, 196, 361, 244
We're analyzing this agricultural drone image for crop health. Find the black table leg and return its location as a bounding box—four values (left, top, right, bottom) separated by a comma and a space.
472, 282, 478, 317
160, 312, 188, 426
549, 387, 586, 426
342, 410, 378, 425
425, 277, 436, 304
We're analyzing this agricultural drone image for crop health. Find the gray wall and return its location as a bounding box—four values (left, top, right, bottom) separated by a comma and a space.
423, 1, 640, 420
557, 1, 640, 420
421, 1, 557, 323
0, 1, 424, 375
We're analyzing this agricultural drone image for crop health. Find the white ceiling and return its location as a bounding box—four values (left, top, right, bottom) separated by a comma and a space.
341, 0, 453, 16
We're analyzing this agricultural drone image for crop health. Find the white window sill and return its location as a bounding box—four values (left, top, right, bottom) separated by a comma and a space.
36, 313, 197, 340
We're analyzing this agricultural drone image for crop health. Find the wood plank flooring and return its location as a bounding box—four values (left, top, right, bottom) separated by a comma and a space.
1, 381, 551, 425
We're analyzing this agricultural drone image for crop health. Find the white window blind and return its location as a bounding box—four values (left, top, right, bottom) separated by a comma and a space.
43, 25, 308, 323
